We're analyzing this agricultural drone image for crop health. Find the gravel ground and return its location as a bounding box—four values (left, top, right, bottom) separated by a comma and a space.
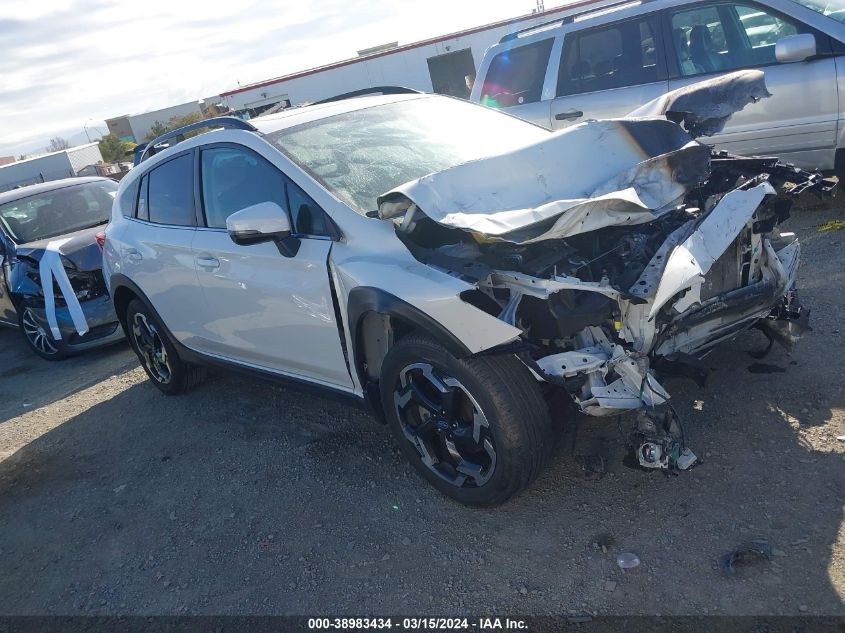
0, 203, 842, 617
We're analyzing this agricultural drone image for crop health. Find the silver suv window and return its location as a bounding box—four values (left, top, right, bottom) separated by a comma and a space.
479, 38, 555, 108
791, 0, 845, 23
670, 3, 801, 76
557, 16, 662, 96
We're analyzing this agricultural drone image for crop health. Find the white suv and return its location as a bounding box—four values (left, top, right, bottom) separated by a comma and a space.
471, 0, 845, 175
104, 88, 817, 505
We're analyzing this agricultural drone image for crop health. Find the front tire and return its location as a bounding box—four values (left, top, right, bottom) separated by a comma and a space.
380, 334, 554, 506
125, 298, 206, 395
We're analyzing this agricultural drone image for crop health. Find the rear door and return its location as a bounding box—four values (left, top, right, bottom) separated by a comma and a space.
664, 1, 838, 167
191, 144, 352, 390
550, 14, 669, 129
119, 151, 207, 345
477, 37, 557, 127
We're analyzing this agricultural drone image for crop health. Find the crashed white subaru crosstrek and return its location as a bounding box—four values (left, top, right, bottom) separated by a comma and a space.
104, 71, 828, 505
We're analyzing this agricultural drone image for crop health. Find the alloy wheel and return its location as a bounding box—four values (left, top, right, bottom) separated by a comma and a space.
22, 308, 59, 356
393, 362, 496, 488
131, 313, 172, 383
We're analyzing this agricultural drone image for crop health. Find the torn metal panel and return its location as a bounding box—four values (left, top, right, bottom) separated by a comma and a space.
379, 119, 710, 243
627, 70, 772, 137
534, 326, 669, 417
648, 181, 775, 319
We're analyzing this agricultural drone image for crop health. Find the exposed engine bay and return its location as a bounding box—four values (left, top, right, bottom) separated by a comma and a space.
375, 71, 834, 471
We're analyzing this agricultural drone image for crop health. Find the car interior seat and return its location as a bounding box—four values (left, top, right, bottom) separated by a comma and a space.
689, 25, 723, 72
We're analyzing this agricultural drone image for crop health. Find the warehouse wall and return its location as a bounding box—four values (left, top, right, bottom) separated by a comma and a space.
220, 11, 566, 112
0, 152, 74, 193
129, 101, 204, 142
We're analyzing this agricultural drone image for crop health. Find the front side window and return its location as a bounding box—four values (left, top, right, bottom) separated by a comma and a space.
479, 38, 554, 108
200, 147, 286, 229
200, 146, 333, 237
0, 180, 117, 244
671, 3, 800, 76
146, 153, 195, 226
557, 17, 662, 96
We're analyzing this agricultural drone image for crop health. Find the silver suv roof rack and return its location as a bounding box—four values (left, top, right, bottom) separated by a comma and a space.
499, 0, 649, 42
138, 116, 258, 164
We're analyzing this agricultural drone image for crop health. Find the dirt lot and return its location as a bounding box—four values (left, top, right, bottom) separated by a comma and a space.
0, 204, 843, 617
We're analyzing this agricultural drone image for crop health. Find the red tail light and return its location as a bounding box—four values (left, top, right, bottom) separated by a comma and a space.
95, 231, 106, 255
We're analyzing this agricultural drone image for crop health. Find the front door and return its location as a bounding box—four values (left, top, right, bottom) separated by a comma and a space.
550, 14, 670, 130
665, 1, 839, 168
192, 144, 352, 390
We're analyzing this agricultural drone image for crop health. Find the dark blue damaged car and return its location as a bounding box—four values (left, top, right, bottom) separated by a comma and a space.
0, 177, 123, 360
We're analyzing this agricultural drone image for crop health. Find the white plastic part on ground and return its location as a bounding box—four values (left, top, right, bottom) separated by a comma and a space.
38, 238, 89, 340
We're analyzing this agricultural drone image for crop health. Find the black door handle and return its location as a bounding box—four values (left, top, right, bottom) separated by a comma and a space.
555, 110, 583, 121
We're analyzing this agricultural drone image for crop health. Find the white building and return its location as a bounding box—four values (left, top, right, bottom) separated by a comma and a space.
105, 100, 210, 144
0, 143, 104, 193
219, 2, 602, 114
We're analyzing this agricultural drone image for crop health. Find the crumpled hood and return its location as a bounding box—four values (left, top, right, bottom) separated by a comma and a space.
15, 225, 105, 272
379, 118, 710, 243
378, 70, 770, 244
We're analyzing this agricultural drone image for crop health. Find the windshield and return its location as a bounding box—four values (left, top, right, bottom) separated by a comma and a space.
0, 180, 118, 244
267, 97, 550, 213
790, 0, 845, 23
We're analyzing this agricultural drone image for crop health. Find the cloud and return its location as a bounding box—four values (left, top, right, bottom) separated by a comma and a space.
0, 0, 563, 156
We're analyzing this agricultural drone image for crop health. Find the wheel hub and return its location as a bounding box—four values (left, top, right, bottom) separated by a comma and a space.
393, 362, 496, 488
131, 313, 172, 384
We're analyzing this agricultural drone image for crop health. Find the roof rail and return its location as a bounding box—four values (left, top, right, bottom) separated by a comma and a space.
499, 0, 646, 42
313, 86, 421, 105
138, 116, 258, 164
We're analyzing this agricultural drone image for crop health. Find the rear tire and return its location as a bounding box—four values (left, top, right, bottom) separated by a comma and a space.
125, 298, 206, 395
380, 334, 554, 506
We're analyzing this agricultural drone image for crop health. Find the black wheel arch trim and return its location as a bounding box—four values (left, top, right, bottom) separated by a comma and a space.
346, 286, 472, 393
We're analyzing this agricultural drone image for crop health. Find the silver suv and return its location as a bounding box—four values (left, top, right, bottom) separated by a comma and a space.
104, 88, 822, 505
471, 0, 845, 175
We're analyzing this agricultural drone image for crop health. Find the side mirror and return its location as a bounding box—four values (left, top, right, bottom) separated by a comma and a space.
226, 201, 299, 257
776, 33, 817, 63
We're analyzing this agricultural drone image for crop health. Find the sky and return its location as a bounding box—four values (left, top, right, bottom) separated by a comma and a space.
0, 0, 568, 158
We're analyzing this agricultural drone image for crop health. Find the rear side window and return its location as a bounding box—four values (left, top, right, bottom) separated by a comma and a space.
480, 38, 554, 108
557, 17, 662, 96
146, 153, 194, 226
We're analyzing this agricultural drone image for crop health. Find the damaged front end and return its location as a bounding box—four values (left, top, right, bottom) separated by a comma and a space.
377, 71, 832, 470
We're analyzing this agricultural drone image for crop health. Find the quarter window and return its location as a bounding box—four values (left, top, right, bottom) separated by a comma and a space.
557, 17, 662, 97
146, 153, 194, 226
480, 38, 554, 108
670, 3, 800, 77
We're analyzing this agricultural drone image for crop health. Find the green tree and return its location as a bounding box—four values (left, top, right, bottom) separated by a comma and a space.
143, 112, 209, 142
98, 133, 134, 163
144, 120, 168, 141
